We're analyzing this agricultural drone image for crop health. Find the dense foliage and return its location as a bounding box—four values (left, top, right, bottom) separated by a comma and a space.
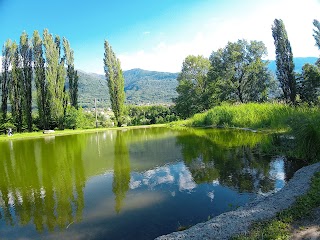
127, 105, 178, 125
0, 29, 78, 132
208, 40, 273, 104
174, 40, 274, 118
174, 55, 210, 118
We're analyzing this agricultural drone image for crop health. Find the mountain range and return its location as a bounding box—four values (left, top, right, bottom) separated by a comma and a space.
78, 57, 318, 108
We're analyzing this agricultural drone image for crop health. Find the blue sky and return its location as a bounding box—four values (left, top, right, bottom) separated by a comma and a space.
1, 0, 320, 73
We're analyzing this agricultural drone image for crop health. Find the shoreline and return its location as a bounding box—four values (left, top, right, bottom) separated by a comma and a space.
0, 124, 167, 142
155, 162, 320, 240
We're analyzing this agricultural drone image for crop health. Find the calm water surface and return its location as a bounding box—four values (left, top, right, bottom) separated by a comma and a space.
0, 127, 302, 239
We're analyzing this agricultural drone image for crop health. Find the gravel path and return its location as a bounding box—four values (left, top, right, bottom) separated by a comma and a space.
155, 162, 320, 240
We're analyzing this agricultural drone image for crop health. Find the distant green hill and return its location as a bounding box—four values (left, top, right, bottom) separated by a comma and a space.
123, 68, 178, 105
78, 68, 178, 108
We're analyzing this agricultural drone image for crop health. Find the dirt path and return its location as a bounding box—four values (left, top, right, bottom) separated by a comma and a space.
290, 207, 320, 240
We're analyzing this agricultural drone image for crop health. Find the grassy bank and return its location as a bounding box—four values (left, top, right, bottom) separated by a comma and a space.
233, 171, 320, 240
170, 102, 320, 163
171, 102, 319, 131
0, 124, 166, 142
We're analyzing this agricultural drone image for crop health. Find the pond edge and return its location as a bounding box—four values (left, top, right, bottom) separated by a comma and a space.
155, 162, 320, 240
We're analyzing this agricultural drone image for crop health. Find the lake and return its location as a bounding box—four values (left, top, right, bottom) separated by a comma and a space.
0, 127, 303, 239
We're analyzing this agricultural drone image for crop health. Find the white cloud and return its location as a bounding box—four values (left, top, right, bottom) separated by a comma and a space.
207, 191, 214, 202
129, 179, 141, 189
178, 165, 197, 192
118, 0, 320, 73
118, 33, 212, 73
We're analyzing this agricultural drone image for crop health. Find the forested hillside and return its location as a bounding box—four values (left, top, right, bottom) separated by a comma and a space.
77, 68, 178, 108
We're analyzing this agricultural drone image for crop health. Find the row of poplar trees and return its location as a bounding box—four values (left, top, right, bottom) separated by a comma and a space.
1, 29, 78, 132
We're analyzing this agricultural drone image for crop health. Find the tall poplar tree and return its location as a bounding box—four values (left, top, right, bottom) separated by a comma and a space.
33, 30, 50, 129
55, 36, 67, 128
63, 37, 78, 109
10, 42, 23, 132
1, 39, 12, 123
272, 19, 296, 103
103, 40, 125, 127
313, 19, 320, 51
43, 29, 66, 128
19, 32, 33, 131
313, 19, 320, 66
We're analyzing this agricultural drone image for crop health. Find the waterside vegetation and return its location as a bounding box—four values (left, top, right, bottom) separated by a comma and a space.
170, 102, 320, 163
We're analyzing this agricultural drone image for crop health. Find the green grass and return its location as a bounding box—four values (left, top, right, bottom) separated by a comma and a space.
0, 124, 167, 142
233, 171, 320, 240
171, 103, 292, 130
171, 102, 320, 130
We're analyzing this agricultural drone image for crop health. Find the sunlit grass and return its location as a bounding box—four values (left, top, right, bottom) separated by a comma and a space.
171, 102, 320, 132
171, 102, 293, 131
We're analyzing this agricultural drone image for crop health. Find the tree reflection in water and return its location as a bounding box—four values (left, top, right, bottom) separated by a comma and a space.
176, 129, 293, 193
112, 130, 131, 213
0, 135, 86, 232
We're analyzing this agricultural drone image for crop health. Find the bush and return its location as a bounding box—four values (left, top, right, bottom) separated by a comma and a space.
127, 105, 178, 126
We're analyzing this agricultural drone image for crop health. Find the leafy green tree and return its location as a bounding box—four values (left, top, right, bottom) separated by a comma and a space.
43, 29, 66, 128
1, 39, 12, 123
103, 40, 125, 127
174, 55, 210, 118
208, 40, 271, 104
9, 42, 23, 132
297, 64, 320, 104
19, 32, 33, 131
272, 19, 296, 103
33, 30, 50, 129
63, 37, 78, 109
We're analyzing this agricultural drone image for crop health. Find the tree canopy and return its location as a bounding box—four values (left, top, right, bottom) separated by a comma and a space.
174, 55, 210, 118
208, 39, 272, 104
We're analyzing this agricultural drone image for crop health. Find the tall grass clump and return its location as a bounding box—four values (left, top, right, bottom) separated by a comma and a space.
288, 107, 320, 162
187, 103, 293, 130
